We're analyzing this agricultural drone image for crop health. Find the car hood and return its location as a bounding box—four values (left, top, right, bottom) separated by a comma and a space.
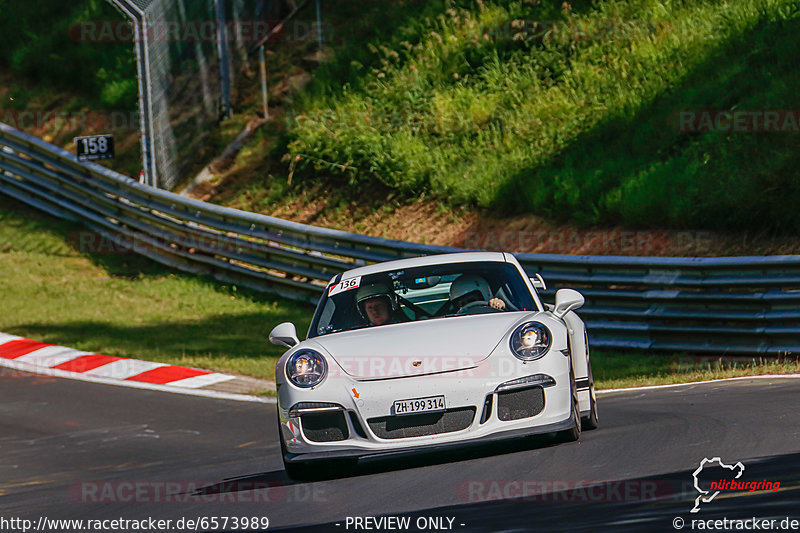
310, 312, 529, 379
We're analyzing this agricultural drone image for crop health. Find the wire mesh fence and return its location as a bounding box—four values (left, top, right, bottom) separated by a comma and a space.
109, 0, 298, 190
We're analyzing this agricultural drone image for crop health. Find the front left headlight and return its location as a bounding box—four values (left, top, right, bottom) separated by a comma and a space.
286, 350, 327, 388
510, 322, 552, 361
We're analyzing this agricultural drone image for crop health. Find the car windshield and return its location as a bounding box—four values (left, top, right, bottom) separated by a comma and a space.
308, 261, 537, 338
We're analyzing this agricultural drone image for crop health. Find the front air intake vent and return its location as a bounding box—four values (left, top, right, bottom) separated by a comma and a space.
497, 386, 545, 421
301, 411, 349, 442
368, 407, 476, 439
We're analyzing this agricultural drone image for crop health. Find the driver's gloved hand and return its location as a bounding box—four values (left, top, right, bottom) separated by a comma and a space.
489, 298, 506, 310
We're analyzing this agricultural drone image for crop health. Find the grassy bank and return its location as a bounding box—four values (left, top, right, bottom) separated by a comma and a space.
0, 0, 137, 108
0, 1, 141, 176
7, 0, 799, 235
0, 195, 313, 381
593, 352, 800, 390
283, 0, 800, 233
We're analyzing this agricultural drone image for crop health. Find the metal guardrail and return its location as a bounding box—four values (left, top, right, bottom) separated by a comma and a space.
1, 122, 799, 355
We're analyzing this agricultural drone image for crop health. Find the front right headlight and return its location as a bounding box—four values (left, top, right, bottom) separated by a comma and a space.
509, 322, 552, 361
286, 350, 327, 388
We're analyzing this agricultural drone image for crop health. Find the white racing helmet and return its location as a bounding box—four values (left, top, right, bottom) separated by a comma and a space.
355, 282, 396, 319
449, 274, 492, 307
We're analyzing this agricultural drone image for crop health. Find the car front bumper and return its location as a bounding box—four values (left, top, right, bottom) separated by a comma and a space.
282, 414, 575, 464
277, 350, 574, 462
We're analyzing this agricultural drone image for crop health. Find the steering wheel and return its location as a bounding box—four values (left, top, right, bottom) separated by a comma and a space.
456, 300, 494, 314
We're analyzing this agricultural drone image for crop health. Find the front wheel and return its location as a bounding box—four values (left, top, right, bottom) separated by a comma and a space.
277, 415, 355, 480
279, 427, 326, 480
555, 369, 582, 443
581, 363, 599, 431
283, 458, 316, 481
283, 456, 355, 481
278, 409, 314, 480
581, 384, 599, 431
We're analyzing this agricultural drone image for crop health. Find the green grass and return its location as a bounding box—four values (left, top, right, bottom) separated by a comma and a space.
0, 195, 313, 381
282, 0, 800, 233
592, 352, 800, 390
7, 0, 798, 234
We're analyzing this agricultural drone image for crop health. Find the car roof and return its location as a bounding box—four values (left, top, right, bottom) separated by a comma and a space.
335, 251, 510, 281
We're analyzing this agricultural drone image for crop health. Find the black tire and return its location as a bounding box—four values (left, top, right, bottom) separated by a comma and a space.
277, 411, 354, 481
555, 367, 582, 443
283, 459, 315, 481
278, 424, 320, 480
581, 363, 599, 431
278, 408, 312, 480
283, 454, 353, 481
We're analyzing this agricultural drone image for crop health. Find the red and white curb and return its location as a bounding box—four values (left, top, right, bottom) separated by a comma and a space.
0, 333, 274, 403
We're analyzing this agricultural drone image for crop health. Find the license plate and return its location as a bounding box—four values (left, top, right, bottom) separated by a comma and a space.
393, 395, 446, 416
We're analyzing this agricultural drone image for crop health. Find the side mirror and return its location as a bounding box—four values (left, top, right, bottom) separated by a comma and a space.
553, 289, 584, 318
269, 322, 299, 348
529, 273, 546, 291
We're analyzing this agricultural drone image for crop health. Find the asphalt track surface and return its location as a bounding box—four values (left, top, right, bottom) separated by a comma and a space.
1, 369, 799, 532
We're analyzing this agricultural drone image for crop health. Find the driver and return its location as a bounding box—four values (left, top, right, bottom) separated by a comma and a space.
449, 274, 506, 311
355, 283, 405, 326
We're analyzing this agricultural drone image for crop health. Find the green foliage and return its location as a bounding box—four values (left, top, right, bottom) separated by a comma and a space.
0, 0, 136, 110
286, 0, 800, 232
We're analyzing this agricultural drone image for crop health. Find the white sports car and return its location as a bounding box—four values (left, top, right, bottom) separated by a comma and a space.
270, 252, 597, 479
